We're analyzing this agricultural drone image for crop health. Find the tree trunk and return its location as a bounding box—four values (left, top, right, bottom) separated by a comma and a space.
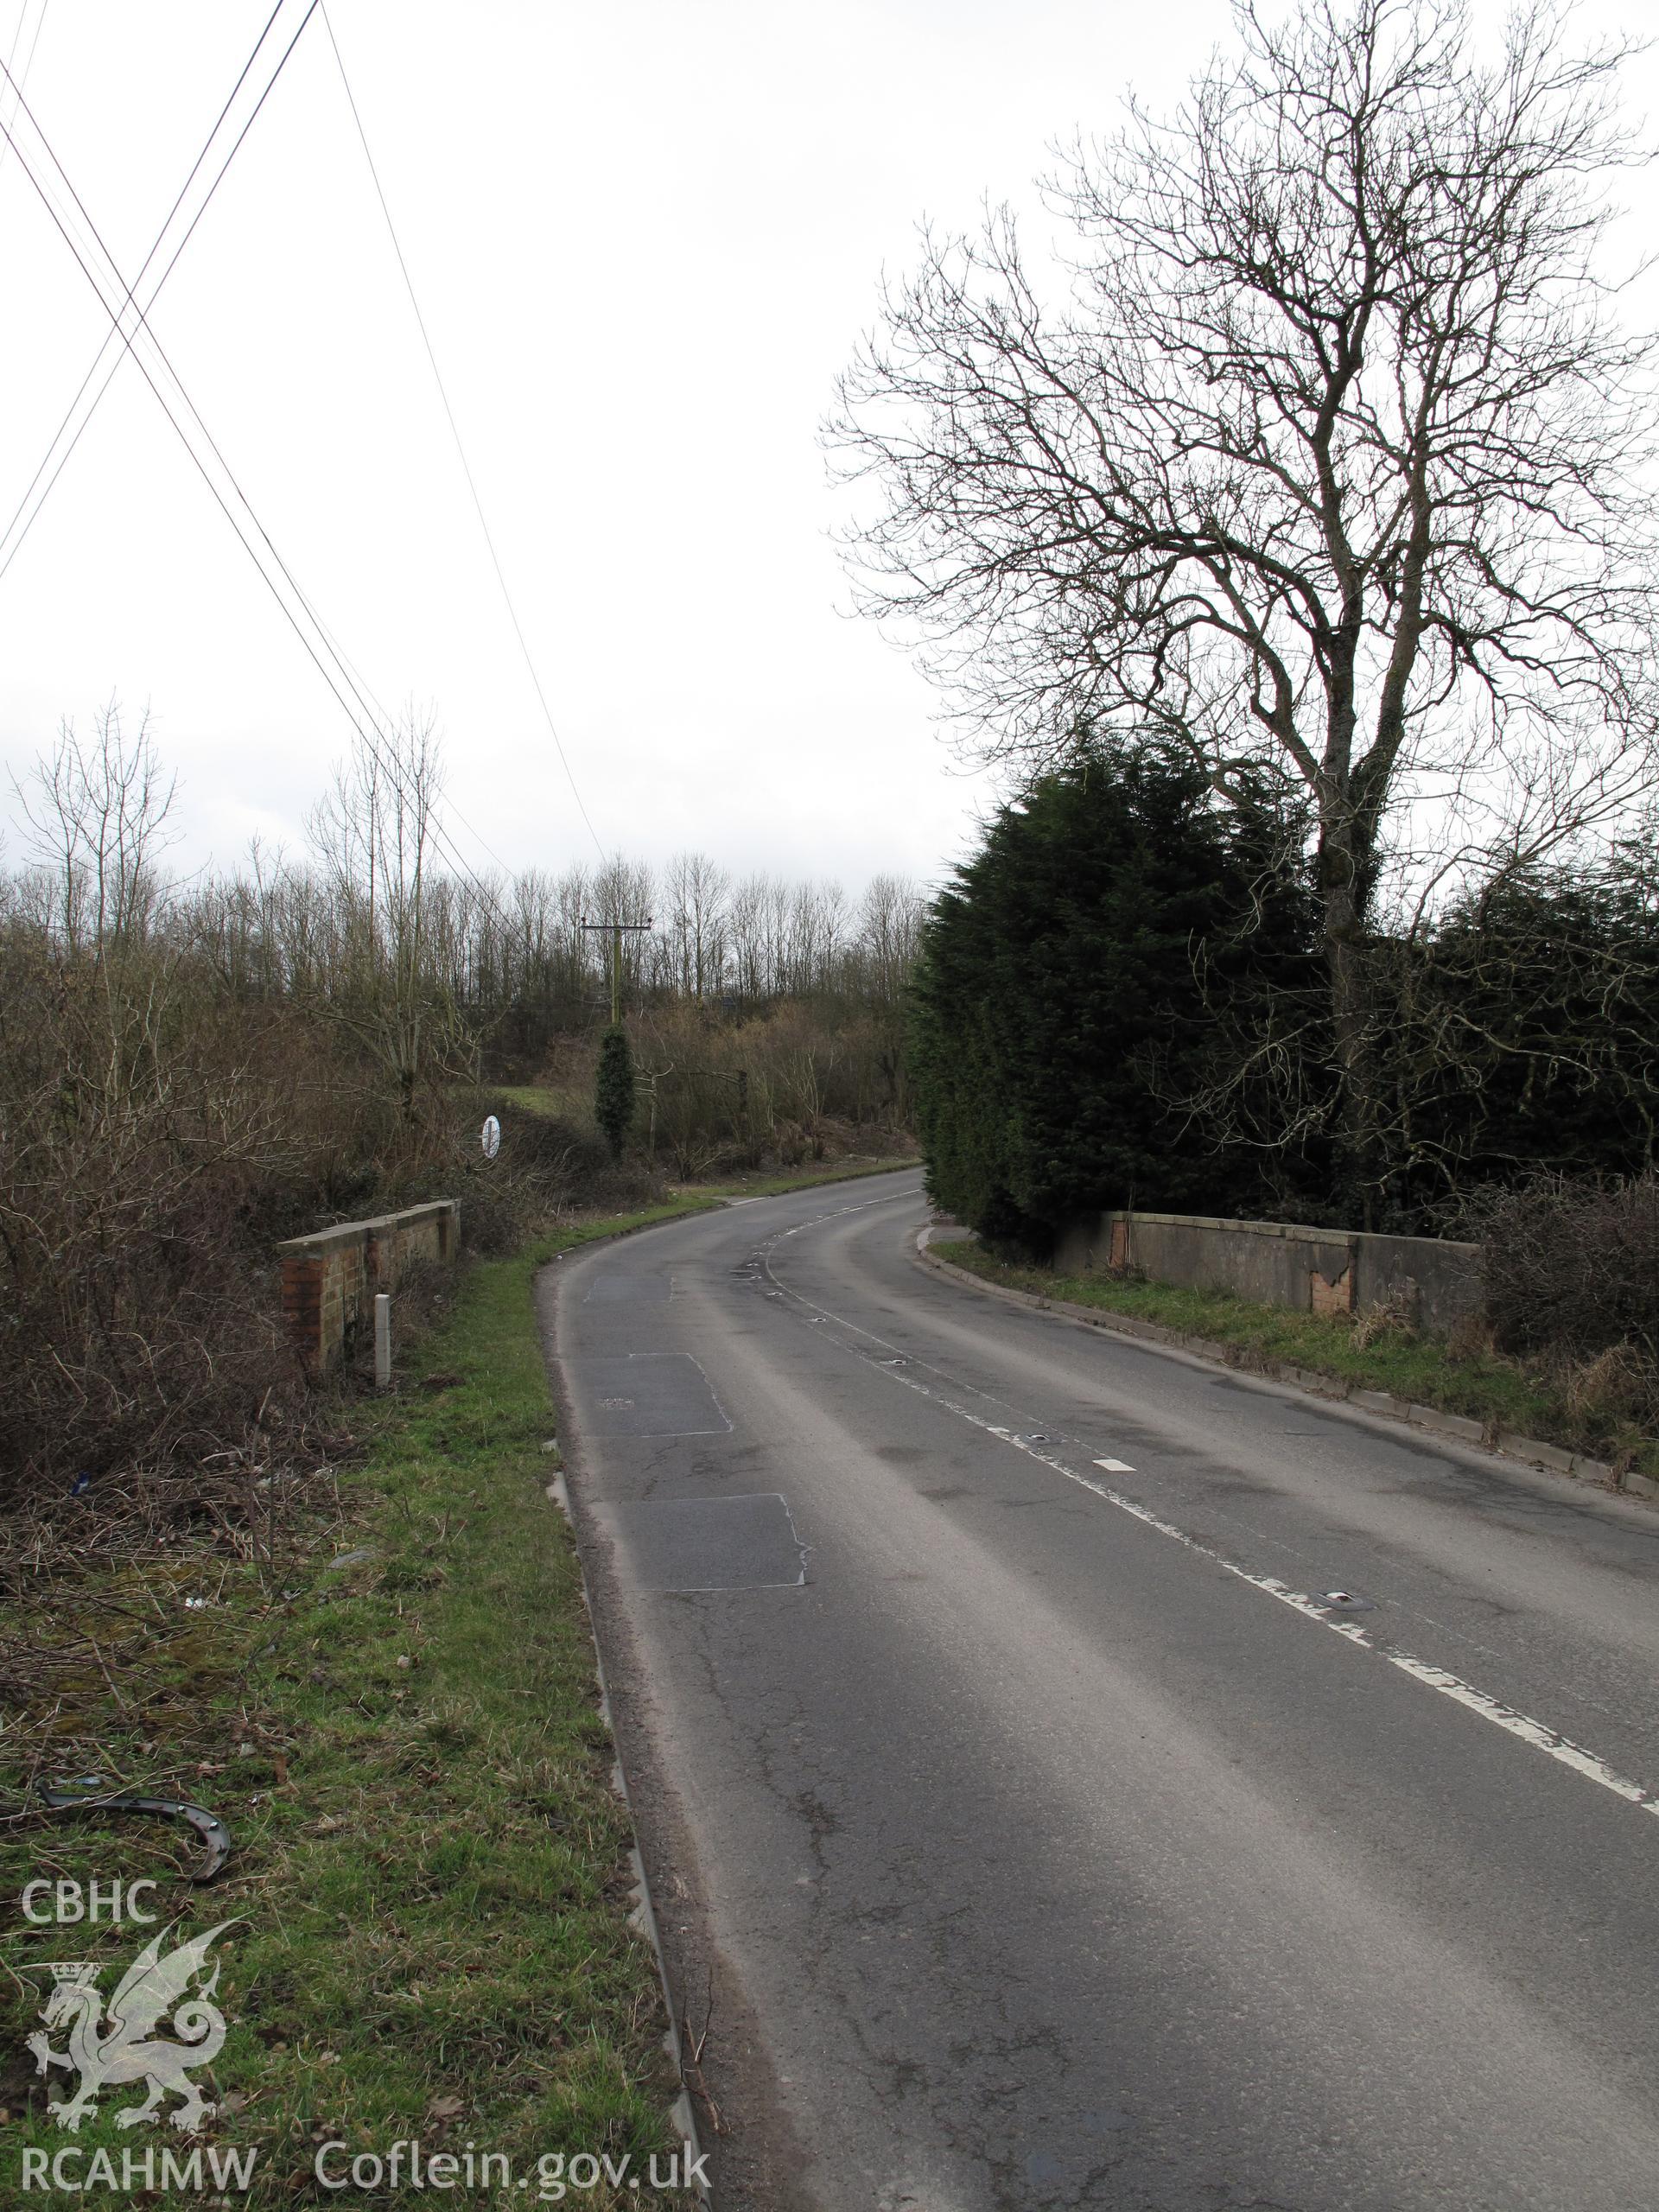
1319, 817, 1381, 1230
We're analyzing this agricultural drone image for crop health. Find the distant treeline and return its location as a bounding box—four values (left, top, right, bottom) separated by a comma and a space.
180, 851, 925, 1070
0, 710, 921, 1488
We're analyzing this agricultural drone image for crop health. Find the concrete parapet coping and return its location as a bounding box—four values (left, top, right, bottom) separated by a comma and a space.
1106, 1209, 1348, 1242
1100, 1205, 1478, 1256
915, 1228, 1655, 1509
276, 1199, 459, 1261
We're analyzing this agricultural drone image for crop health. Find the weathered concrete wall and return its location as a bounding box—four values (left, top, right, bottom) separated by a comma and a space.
1349, 1231, 1481, 1337
278, 1200, 460, 1372
1053, 1210, 1480, 1338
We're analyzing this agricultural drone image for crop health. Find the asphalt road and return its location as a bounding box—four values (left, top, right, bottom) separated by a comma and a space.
541, 1172, 1659, 2212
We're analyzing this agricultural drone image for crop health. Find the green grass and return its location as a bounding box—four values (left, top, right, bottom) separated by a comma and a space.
2, 1200, 734, 2208
684, 1154, 920, 1199
493, 1084, 575, 1120
933, 1241, 1658, 1477
3, 1161, 917, 2203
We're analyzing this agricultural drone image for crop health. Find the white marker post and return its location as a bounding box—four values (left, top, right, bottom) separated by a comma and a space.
374, 1293, 392, 1389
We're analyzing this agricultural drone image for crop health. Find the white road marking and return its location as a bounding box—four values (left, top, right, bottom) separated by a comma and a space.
753, 1211, 1659, 1826
1095, 1457, 1136, 1472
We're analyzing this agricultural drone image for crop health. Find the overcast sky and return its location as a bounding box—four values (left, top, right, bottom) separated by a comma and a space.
0, 0, 1653, 899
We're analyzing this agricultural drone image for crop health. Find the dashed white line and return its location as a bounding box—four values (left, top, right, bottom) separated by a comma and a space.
754, 1215, 1659, 1827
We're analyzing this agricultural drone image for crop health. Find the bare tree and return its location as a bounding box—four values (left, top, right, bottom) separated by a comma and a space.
8, 702, 185, 1113
760, 874, 793, 996
553, 862, 594, 1006
855, 874, 925, 1008
667, 850, 732, 1000
12, 699, 177, 955
831, 0, 1659, 1212
586, 856, 656, 1007
728, 874, 768, 1000
306, 710, 465, 1116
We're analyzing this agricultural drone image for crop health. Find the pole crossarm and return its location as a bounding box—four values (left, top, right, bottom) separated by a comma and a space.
579, 915, 653, 1027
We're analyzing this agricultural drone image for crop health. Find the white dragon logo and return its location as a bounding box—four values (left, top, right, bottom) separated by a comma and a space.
27, 1920, 238, 2133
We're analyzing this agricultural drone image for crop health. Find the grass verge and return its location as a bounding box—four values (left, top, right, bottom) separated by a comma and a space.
0, 1198, 752, 2207
684, 1153, 920, 1199
493, 1084, 576, 1121
3, 1163, 914, 2203
933, 1242, 1659, 1478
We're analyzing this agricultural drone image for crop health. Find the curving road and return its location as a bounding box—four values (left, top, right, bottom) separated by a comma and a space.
539, 1172, 1659, 2212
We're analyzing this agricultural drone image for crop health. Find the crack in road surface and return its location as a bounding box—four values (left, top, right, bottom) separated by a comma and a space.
550, 1172, 1659, 2212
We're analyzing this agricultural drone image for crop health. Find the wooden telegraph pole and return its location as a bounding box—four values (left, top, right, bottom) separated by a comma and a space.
579, 915, 653, 1026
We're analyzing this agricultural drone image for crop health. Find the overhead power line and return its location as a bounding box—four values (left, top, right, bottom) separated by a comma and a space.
320, 3, 607, 864
0, 0, 301, 582
0, 55, 546, 961
0, 0, 49, 183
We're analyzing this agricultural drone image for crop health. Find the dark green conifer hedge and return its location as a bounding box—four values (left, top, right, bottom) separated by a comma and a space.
908, 752, 1319, 1247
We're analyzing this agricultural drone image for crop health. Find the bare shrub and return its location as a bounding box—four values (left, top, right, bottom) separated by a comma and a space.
448, 1099, 614, 1253
1445, 1311, 1496, 1363
623, 996, 914, 1177
1554, 1342, 1653, 1433
0, 937, 309, 1491
1465, 1175, 1659, 1363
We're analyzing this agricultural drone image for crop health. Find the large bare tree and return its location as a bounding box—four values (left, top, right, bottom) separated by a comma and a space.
831, 0, 1659, 1206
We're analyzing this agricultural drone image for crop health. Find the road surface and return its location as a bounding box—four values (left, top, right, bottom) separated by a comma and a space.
540, 1173, 1659, 2212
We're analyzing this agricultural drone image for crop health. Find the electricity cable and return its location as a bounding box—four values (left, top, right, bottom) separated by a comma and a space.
0, 0, 48, 181
0, 82, 545, 956
321, 3, 607, 863
0, 0, 302, 580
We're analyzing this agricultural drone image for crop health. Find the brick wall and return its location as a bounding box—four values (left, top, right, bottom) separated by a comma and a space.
276, 1200, 460, 1372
